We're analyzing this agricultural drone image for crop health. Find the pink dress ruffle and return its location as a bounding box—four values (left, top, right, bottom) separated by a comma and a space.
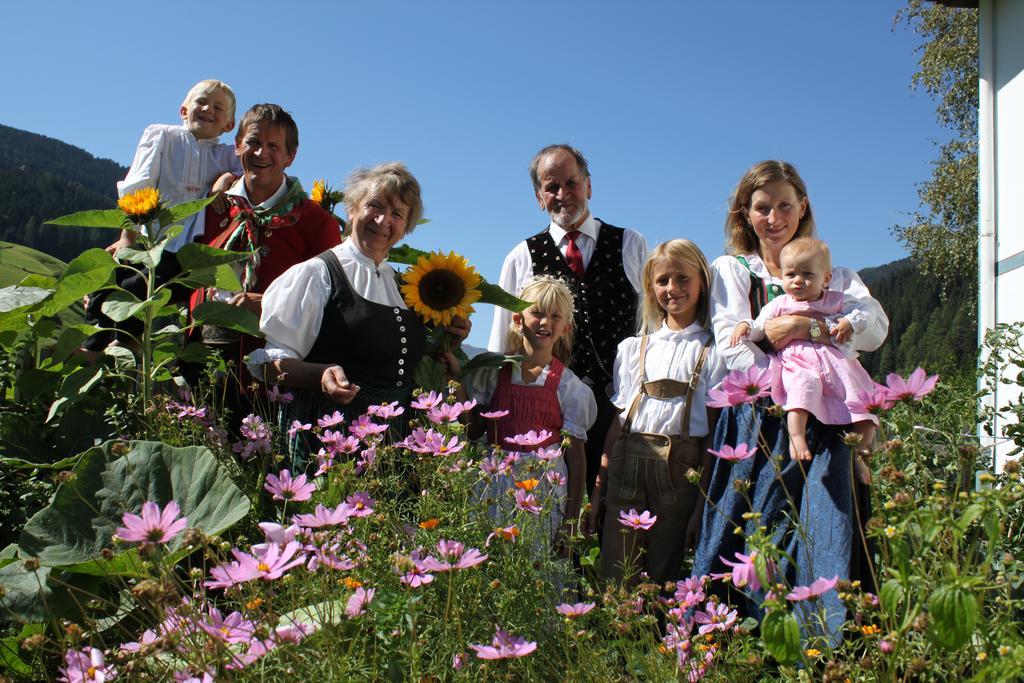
768, 291, 879, 426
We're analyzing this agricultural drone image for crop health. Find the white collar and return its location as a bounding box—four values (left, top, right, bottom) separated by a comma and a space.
548, 214, 599, 243
180, 125, 219, 147
338, 238, 391, 269
737, 252, 778, 282
227, 176, 289, 209
653, 320, 705, 339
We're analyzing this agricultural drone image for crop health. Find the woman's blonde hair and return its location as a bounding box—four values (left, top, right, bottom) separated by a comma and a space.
638, 239, 712, 334
504, 275, 576, 364
725, 160, 816, 254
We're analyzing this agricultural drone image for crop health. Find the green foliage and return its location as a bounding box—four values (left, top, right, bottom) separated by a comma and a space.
892, 1, 979, 295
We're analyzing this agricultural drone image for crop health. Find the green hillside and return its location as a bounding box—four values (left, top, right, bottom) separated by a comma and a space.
0, 240, 66, 287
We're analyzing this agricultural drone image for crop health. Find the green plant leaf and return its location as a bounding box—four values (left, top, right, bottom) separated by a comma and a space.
100, 289, 171, 323
927, 583, 978, 649
17, 440, 250, 568
0, 562, 72, 623
104, 344, 137, 370
175, 242, 251, 271
191, 301, 260, 336
36, 249, 118, 318
879, 579, 905, 619
45, 324, 101, 366
479, 281, 531, 313
761, 610, 802, 664
0, 286, 52, 314
158, 195, 216, 227
46, 366, 105, 423
176, 264, 243, 291
45, 209, 127, 229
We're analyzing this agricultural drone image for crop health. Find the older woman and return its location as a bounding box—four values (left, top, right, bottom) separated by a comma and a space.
248, 162, 467, 462
692, 161, 888, 643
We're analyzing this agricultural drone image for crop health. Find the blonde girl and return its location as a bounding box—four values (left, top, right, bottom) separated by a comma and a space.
587, 240, 725, 585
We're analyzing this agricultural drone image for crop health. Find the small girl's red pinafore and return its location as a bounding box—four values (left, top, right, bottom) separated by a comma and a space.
486, 358, 565, 450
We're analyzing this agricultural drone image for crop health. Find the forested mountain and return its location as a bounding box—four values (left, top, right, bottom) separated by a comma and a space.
0, 124, 126, 261
0, 123, 977, 378
858, 258, 976, 379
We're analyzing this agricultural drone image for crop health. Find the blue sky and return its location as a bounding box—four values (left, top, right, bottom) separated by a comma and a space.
1, 1, 943, 347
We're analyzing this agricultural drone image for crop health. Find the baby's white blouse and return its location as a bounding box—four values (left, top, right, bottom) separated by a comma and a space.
463, 362, 597, 441
710, 253, 889, 371
245, 240, 406, 378
117, 123, 242, 253
611, 322, 726, 437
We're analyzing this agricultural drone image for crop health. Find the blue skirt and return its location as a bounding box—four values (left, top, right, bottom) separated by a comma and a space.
692, 402, 874, 645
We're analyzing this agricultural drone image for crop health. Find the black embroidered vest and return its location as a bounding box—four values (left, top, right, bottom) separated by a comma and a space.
526, 222, 636, 384
305, 249, 427, 391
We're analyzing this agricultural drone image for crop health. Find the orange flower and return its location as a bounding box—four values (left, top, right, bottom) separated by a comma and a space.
342, 577, 364, 590
860, 624, 881, 636
117, 187, 161, 225
515, 478, 539, 491
419, 518, 440, 530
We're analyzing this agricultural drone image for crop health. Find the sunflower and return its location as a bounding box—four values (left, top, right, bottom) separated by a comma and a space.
310, 179, 328, 206
117, 187, 162, 225
401, 251, 482, 326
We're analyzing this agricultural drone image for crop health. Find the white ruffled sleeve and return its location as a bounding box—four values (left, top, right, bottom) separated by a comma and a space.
610, 336, 641, 412
557, 368, 597, 440
487, 241, 530, 352
621, 228, 649, 294
116, 125, 166, 197
831, 266, 889, 353
245, 257, 332, 377
710, 255, 766, 371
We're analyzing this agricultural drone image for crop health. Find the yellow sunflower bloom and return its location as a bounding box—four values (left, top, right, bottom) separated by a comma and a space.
311, 179, 328, 206
117, 187, 161, 225
401, 251, 482, 326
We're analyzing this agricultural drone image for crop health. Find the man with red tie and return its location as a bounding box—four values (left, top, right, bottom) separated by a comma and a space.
488, 144, 647, 493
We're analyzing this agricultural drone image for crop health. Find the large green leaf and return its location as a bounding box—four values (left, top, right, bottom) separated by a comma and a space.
761, 609, 802, 664
0, 286, 52, 314
46, 366, 105, 423
159, 195, 216, 227
37, 249, 118, 317
175, 264, 243, 291
0, 563, 75, 623
44, 324, 101, 366
175, 242, 251, 271
100, 289, 171, 323
927, 583, 978, 649
17, 440, 250, 568
45, 208, 127, 229
191, 301, 260, 336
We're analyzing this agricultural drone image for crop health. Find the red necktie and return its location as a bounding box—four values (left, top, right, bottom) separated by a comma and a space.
564, 230, 585, 278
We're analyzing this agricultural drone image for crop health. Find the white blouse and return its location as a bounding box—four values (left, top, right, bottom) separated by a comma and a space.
611, 322, 727, 437
487, 216, 648, 352
710, 253, 889, 371
246, 240, 406, 376
117, 123, 242, 253
464, 362, 598, 441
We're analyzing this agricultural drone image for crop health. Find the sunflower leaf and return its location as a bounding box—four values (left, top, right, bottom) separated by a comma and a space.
45, 209, 128, 229
479, 281, 531, 313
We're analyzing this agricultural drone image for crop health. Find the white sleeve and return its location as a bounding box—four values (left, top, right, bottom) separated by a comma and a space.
558, 369, 597, 440
748, 297, 781, 340
832, 267, 889, 353
610, 336, 640, 412
245, 258, 332, 376
462, 366, 500, 406
116, 125, 165, 197
487, 242, 530, 352
702, 343, 728, 400
622, 229, 648, 295
710, 255, 766, 371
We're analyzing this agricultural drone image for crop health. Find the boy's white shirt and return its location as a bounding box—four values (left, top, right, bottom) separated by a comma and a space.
117, 123, 242, 253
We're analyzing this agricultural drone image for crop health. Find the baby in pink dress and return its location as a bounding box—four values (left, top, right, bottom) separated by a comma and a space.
731, 237, 877, 484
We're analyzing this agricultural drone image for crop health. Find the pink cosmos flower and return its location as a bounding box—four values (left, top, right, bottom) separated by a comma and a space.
452, 653, 466, 670
427, 399, 476, 424
320, 430, 361, 454
317, 410, 345, 428
849, 383, 896, 415
785, 575, 839, 602
272, 620, 316, 644
288, 420, 312, 438
293, 503, 355, 529
618, 508, 657, 530
252, 522, 302, 556
411, 390, 445, 410
59, 646, 114, 683
707, 443, 757, 462
197, 607, 256, 644
505, 429, 553, 447
514, 488, 542, 515
368, 401, 405, 419
421, 539, 488, 572
345, 492, 376, 517
673, 576, 707, 609
470, 628, 537, 660
345, 587, 376, 617
884, 367, 939, 402
485, 525, 520, 546
349, 415, 388, 439
116, 500, 187, 544
396, 551, 435, 588
555, 602, 595, 618
264, 469, 315, 503
694, 600, 738, 634
479, 409, 509, 419
707, 365, 773, 408
534, 444, 563, 461
314, 449, 336, 477
233, 414, 273, 460
715, 551, 773, 592
355, 447, 376, 475
267, 385, 294, 403
546, 470, 567, 487
205, 541, 306, 589
173, 670, 215, 683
